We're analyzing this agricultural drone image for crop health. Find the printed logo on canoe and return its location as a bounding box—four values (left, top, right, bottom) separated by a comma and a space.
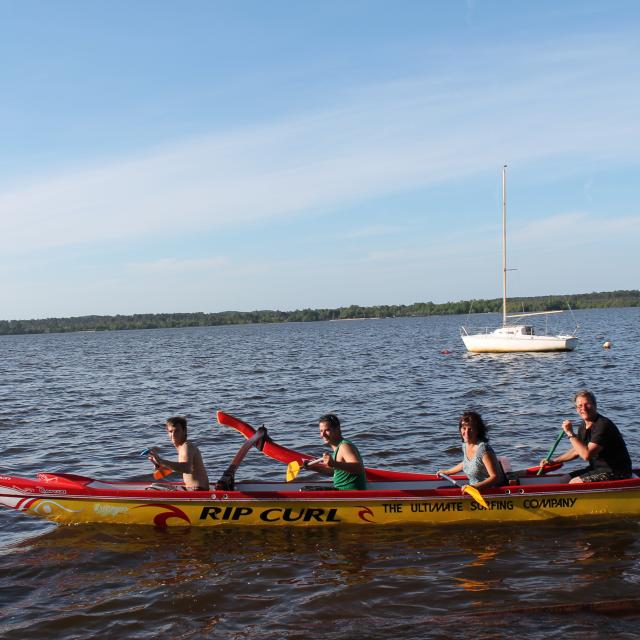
93, 503, 129, 517
357, 506, 375, 523
37, 474, 61, 484
12, 485, 35, 494
200, 505, 341, 523
134, 503, 191, 527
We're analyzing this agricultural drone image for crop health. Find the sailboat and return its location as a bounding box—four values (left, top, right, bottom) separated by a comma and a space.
461, 166, 578, 353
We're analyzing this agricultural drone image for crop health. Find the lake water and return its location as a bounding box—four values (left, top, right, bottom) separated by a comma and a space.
1, 308, 640, 639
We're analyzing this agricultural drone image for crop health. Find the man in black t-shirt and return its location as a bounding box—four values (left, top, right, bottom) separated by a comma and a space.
545, 389, 632, 483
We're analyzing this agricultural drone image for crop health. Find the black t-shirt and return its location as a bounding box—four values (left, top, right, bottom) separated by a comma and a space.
578, 414, 632, 475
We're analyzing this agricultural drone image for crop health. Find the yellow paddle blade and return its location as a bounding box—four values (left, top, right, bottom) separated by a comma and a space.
462, 484, 489, 509
286, 461, 301, 482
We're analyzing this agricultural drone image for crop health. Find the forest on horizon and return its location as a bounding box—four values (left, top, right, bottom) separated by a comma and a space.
1, 289, 638, 336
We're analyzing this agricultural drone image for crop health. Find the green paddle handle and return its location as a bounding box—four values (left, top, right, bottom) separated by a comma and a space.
537, 430, 565, 476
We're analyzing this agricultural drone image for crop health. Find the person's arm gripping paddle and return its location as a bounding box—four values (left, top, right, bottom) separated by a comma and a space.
286, 456, 324, 481
536, 430, 566, 476
140, 448, 173, 480
538, 424, 582, 473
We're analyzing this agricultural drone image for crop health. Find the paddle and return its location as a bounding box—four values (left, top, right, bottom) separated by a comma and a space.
140, 448, 173, 480
437, 472, 490, 509
286, 456, 324, 482
537, 429, 565, 476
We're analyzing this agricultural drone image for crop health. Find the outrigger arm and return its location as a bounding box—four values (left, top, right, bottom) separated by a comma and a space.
215, 426, 268, 491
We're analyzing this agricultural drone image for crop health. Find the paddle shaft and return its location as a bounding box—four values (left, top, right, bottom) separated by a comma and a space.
303, 456, 326, 468
537, 430, 565, 476
437, 472, 465, 489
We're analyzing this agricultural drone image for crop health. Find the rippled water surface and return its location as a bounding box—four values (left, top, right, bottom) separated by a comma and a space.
1, 308, 640, 639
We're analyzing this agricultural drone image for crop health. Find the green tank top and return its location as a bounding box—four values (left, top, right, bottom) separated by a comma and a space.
331, 439, 367, 490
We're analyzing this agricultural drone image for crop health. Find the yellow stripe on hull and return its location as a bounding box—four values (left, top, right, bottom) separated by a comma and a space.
18, 489, 640, 527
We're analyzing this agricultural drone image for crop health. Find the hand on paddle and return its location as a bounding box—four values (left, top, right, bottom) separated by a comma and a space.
147, 448, 164, 468
286, 455, 325, 481
536, 427, 570, 475
140, 448, 173, 480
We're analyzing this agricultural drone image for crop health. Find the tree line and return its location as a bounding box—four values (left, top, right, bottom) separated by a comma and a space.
1, 289, 638, 336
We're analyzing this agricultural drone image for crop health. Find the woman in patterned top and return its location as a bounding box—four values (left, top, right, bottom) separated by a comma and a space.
437, 411, 506, 489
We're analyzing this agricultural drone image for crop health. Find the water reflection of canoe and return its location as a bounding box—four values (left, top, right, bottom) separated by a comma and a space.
2, 470, 640, 527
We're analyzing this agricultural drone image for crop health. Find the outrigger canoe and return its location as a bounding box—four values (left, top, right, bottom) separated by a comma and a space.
0, 413, 638, 528
3, 470, 640, 527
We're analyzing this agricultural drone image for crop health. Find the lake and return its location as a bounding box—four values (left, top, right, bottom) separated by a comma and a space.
1, 307, 639, 639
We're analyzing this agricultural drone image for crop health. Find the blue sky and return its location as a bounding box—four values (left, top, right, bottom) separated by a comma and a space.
1, 1, 639, 320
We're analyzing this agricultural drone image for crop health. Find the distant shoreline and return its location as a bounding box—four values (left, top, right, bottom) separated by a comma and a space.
1, 289, 638, 336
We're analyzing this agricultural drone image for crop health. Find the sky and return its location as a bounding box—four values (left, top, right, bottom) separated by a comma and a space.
1, 1, 639, 320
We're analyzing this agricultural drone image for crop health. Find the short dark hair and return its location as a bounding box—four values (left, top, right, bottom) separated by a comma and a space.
573, 389, 597, 407
166, 416, 187, 433
319, 413, 341, 433
458, 411, 488, 442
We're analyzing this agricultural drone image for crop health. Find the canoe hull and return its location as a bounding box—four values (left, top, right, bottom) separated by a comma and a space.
3, 473, 640, 527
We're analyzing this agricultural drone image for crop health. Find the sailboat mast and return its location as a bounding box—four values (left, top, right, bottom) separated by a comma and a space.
502, 164, 507, 327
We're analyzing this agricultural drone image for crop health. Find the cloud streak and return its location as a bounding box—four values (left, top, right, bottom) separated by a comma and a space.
128, 256, 229, 273
2, 34, 639, 258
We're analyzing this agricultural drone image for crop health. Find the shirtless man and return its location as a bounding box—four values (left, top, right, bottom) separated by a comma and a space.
149, 416, 210, 491
305, 413, 367, 490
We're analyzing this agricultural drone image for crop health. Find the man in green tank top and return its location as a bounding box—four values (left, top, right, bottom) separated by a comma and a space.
305, 413, 367, 490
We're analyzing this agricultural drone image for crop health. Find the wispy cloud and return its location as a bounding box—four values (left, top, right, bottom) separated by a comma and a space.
128, 256, 228, 273
1, 34, 639, 258
510, 212, 640, 247
343, 225, 402, 239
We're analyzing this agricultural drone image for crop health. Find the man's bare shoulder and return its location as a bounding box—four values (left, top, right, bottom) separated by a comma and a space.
177, 440, 199, 459
337, 441, 359, 461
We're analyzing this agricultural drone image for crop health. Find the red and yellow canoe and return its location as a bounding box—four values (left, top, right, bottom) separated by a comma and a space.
1, 411, 637, 528
2, 470, 640, 527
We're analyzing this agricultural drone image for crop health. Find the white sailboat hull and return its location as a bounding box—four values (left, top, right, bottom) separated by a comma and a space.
462, 330, 577, 353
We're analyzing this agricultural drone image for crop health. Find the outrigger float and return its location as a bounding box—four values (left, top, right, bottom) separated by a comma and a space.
0, 411, 638, 528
